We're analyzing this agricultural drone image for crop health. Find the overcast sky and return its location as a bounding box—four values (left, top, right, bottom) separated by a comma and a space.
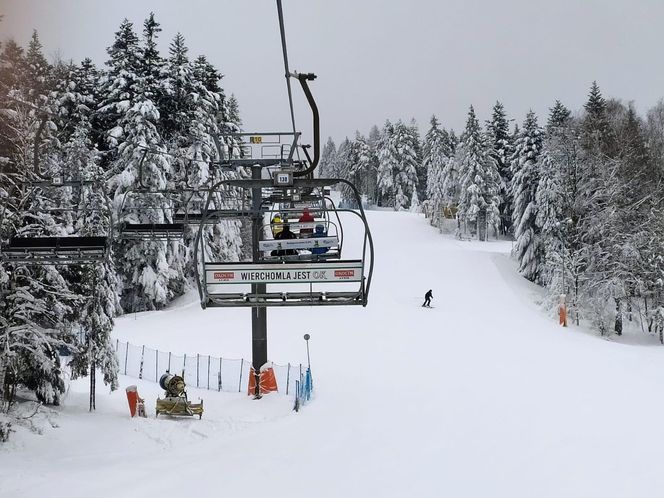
2, 0, 664, 145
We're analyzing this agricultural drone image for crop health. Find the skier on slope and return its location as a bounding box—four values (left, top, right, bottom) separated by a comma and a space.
422, 289, 433, 307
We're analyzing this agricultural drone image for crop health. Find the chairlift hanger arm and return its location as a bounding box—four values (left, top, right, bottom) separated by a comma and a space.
290, 72, 320, 177
276, 0, 319, 176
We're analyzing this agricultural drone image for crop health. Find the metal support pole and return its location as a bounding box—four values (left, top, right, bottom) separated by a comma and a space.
304, 333, 311, 370
251, 165, 267, 397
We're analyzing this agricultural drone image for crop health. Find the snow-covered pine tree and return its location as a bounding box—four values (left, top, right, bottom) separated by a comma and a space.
336, 137, 358, 207
142, 13, 164, 99
536, 101, 573, 291
392, 120, 420, 211
407, 119, 425, 203
456, 106, 500, 240
376, 120, 397, 207
438, 129, 461, 223
511, 111, 544, 282
95, 19, 142, 152
187, 47, 245, 266
99, 19, 175, 311
574, 83, 621, 332
365, 125, 380, 204
319, 137, 337, 178
225, 94, 242, 127
354, 132, 374, 206
0, 34, 79, 405
547, 100, 572, 135
486, 102, 512, 235
423, 116, 448, 226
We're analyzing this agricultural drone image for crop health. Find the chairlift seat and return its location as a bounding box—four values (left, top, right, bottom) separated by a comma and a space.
119, 223, 185, 240
173, 213, 204, 224
205, 290, 363, 308
260, 251, 340, 262
1, 236, 107, 264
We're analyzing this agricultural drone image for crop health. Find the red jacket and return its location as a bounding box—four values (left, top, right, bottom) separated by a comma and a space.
298, 208, 314, 236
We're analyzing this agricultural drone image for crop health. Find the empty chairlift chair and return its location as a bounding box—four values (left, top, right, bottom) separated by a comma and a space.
117, 190, 185, 241
1, 235, 108, 265
0, 179, 111, 265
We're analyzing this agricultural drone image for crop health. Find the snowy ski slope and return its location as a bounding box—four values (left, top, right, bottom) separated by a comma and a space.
3, 209, 664, 498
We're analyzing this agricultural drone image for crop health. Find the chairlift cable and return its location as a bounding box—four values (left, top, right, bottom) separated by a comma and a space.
276, 0, 300, 161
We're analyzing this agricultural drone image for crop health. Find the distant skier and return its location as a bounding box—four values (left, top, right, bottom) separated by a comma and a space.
422, 289, 433, 307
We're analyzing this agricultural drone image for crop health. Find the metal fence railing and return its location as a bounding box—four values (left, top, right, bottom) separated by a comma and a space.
114, 340, 303, 397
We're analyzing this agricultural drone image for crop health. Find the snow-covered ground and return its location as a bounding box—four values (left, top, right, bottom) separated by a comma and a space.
3, 210, 664, 498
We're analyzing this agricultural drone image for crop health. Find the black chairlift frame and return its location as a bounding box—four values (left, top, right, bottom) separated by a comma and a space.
0, 179, 112, 265
193, 177, 374, 308
115, 148, 250, 239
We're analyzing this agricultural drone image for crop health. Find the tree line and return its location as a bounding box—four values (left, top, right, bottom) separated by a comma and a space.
324, 83, 664, 341
0, 14, 243, 412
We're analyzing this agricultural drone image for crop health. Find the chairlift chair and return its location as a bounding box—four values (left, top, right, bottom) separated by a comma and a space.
0, 178, 112, 265
193, 177, 373, 308
116, 189, 185, 241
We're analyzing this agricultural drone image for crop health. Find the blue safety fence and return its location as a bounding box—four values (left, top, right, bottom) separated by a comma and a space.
293, 367, 313, 412
114, 340, 304, 397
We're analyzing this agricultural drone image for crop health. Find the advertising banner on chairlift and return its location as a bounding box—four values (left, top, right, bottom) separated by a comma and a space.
205, 261, 363, 285
258, 236, 338, 252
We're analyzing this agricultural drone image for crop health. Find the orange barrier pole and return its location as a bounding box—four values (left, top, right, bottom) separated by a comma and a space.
126, 385, 138, 417
559, 294, 568, 327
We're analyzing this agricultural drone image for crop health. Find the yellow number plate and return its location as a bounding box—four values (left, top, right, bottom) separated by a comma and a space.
249, 136, 262, 144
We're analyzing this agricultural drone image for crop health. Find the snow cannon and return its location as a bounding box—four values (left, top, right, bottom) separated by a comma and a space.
159, 373, 186, 397
155, 371, 204, 419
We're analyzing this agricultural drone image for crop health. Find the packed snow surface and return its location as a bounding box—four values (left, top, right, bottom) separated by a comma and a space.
3, 210, 664, 498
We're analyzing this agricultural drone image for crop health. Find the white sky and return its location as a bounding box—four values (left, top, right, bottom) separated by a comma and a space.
2, 0, 664, 144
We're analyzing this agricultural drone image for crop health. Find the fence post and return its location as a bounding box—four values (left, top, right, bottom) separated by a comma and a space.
123, 342, 129, 375
238, 359, 244, 393
183, 354, 187, 378
155, 349, 159, 382
196, 354, 200, 388
115, 339, 119, 351
218, 357, 222, 391
286, 362, 291, 395
138, 345, 145, 379
168, 351, 171, 372
207, 356, 211, 390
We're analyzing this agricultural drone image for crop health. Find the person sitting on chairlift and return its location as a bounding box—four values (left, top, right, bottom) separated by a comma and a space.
271, 214, 283, 238
298, 207, 315, 237
271, 223, 297, 257
311, 224, 329, 255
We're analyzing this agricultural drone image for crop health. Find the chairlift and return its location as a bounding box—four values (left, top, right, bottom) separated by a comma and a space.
193, 177, 373, 308
0, 178, 112, 265
1, 236, 108, 264
116, 189, 185, 241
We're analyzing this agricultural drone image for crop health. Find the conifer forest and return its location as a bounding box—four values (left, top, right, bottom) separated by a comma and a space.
2, 13, 664, 424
